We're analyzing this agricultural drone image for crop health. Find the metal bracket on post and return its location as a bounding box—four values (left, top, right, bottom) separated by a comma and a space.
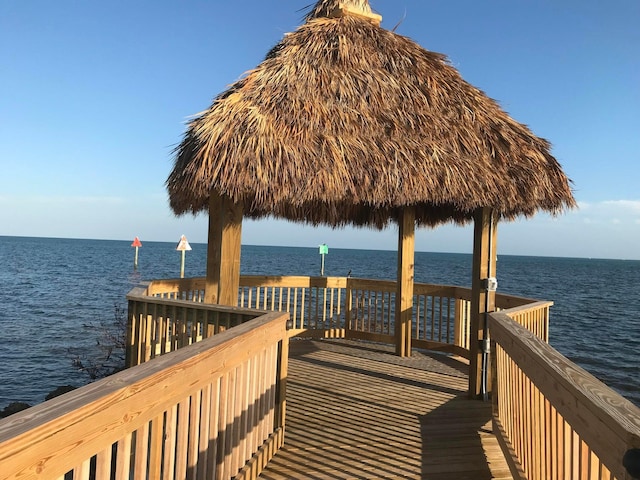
482, 277, 498, 292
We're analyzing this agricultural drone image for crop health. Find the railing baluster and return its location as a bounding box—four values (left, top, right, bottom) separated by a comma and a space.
94, 447, 111, 480
115, 434, 132, 480
256, 347, 268, 446
134, 422, 150, 479
187, 391, 202, 479
148, 414, 164, 480
196, 384, 211, 480
345, 285, 352, 333
292, 288, 298, 329
164, 405, 178, 480
73, 458, 91, 480
235, 361, 248, 475
329, 288, 335, 329
270, 286, 276, 311
300, 288, 306, 329
223, 368, 237, 480
174, 398, 189, 479
206, 378, 221, 477
429, 295, 435, 342
387, 291, 392, 334
314, 287, 320, 329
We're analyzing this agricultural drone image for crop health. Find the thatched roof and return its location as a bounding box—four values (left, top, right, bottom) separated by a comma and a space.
167, 0, 575, 228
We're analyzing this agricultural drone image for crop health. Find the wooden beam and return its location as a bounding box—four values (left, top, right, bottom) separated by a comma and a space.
395, 207, 415, 357
205, 192, 223, 304
328, 5, 382, 26
469, 207, 498, 398
204, 193, 243, 306
218, 197, 243, 306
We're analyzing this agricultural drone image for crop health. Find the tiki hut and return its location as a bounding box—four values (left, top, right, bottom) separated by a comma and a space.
167, 0, 575, 394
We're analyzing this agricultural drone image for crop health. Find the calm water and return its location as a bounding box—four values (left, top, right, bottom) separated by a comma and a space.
0, 236, 638, 407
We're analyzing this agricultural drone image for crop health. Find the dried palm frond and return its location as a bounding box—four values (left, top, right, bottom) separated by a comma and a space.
167, 0, 575, 228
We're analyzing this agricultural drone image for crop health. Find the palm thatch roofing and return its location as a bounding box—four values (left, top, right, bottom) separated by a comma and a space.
167, 0, 575, 229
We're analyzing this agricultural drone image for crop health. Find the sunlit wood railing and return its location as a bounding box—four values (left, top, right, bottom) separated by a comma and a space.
129, 276, 640, 478
145, 276, 540, 360
490, 309, 640, 480
345, 280, 476, 356
0, 310, 289, 480
127, 282, 259, 367
239, 276, 347, 337
6, 273, 636, 479
146, 277, 207, 301
500, 300, 552, 342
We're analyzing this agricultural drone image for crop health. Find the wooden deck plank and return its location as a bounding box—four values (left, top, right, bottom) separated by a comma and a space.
259, 339, 512, 479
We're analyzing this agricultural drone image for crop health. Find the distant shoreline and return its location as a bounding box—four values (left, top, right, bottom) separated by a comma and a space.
2, 234, 639, 262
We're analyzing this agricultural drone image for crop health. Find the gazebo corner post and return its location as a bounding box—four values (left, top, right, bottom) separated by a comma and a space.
469, 207, 498, 399
205, 192, 223, 304
204, 191, 243, 307
221, 196, 243, 306
395, 207, 415, 357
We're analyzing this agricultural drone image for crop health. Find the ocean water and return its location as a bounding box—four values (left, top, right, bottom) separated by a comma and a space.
0, 236, 638, 408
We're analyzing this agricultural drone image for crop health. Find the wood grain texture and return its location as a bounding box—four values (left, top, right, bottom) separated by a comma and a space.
205, 192, 223, 304
141, 276, 540, 361
0, 311, 288, 480
491, 311, 640, 479
219, 196, 243, 306
395, 207, 415, 357
469, 207, 497, 398
259, 339, 512, 479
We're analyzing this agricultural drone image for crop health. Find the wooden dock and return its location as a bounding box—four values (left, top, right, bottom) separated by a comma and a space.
4, 282, 638, 479
260, 339, 513, 479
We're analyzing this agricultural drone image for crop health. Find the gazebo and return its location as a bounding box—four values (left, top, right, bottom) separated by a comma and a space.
10, 4, 640, 479
166, 0, 575, 398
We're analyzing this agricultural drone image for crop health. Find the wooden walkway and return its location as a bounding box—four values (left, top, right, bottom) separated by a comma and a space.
259, 339, 513, 480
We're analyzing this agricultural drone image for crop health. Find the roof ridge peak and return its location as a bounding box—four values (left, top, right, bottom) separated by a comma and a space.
306, 0, 381, 25
329, 3, 382, 25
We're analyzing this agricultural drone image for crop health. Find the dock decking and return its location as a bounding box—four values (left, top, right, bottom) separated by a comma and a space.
260, 339, 512, 479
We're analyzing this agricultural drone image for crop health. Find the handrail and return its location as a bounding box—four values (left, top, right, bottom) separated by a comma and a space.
140, 275, 545, 360
0, 310, 290, 480
490, 310, 640, 479
127, 282, 264, 366
500, 300, 553, 342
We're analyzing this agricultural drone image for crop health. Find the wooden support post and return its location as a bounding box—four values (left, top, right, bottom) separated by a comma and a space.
469, 207, 498, 398
218, 197, 243, 306
205, 193, 223, 304
345, 280, 353, 338
204, 192, 243, 306
395, 207, 415, 357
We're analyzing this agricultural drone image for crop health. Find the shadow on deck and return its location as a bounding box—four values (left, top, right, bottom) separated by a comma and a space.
260, 339, 512, 480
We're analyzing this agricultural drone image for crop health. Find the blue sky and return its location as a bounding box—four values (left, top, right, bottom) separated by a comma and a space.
1, 1, 639, 259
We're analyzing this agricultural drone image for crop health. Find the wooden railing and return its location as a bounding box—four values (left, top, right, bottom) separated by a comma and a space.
144, 275, 540, 360
127, 282, 260, 367
500, 300, 552, 342
146, 277, 207, 301
0, 309, 289, 480
490, 309, 640, 480
346, 280, 476, 356
7, 273, 635, 479
239, 276, 347, 338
